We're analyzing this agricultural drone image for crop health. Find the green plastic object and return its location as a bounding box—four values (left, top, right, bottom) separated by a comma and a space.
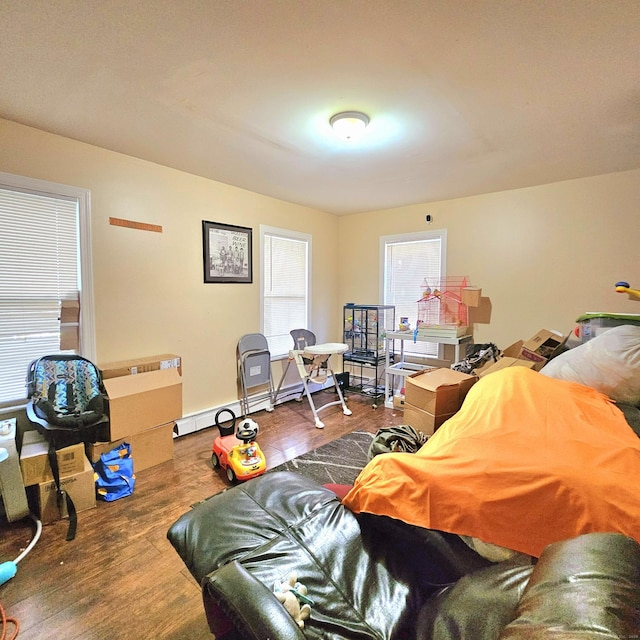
576, 312, 640, 323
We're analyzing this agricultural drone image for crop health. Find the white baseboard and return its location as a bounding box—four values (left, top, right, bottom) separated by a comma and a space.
174, 376, 335, 437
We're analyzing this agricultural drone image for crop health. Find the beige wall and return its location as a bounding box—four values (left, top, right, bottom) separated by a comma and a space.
338, 169, 640, 349
2, 117, 639, 418
0, 119, 339, 416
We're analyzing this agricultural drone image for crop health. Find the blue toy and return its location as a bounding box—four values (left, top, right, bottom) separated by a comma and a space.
615, 281, 640, 301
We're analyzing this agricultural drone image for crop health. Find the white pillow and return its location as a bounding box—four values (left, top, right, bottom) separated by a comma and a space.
540, 325, 640, 404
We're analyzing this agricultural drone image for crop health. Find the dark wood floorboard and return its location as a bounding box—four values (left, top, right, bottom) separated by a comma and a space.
0, 391, 401, 639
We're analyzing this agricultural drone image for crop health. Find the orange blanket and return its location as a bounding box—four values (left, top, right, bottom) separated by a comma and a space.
343, 367, 640, 557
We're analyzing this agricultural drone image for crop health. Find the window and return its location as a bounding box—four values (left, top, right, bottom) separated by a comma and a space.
0, 172, 95, 406
260, 226, 310, 358
380, 229, 447, 357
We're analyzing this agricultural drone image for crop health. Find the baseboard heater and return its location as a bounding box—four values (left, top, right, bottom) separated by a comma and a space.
174, 377, 334, 437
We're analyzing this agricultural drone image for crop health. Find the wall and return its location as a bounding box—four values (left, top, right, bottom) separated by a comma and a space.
0, 118, 340, 418
338, 168, 640, 350
2, 117, 639, 420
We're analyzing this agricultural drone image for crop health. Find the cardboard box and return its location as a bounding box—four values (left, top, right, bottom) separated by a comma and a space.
59, 324, 79, 350
99, 354, 182, 379
87, 422, 175, 472
405, 368, 477, 416
478, 356, 537, 377
520, 329, 566, 370
461, 287, 482, 307
20, 430, 86, 486
518, 348, 548, 370
502, 341, 524, 358
103, 368, 182, 440
403, 402, 454, 435
33, 455, 95, 524
392, 394, 405, 410
60, 298, 80, 324
59, 299, 80, 350
476, 331, 567, 375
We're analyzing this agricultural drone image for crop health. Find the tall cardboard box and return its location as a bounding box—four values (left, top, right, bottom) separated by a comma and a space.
33, 456, 96, 524
59, 299, 80, 350
87, 422, 175, 472
405, 368, 477, 415
99, 354, 182, 379
103, 368, 182, 440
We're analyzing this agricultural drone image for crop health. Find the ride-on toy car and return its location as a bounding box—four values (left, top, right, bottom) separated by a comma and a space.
211, 409, 267, 483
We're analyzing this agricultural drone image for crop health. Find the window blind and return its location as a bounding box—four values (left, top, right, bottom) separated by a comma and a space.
262, 230, 309, 357
0, 186, 79, 404
383, 233, 444, 357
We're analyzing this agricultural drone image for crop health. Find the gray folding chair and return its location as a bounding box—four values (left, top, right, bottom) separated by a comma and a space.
237, 333, 274, 417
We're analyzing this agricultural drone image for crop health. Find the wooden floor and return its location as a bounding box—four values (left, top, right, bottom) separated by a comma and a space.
0, 390, 401, 639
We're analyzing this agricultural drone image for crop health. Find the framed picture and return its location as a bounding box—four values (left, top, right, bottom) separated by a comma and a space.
202, 220, 253, 283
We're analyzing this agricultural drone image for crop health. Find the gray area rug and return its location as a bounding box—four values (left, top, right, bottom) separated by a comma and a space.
268, 430, 375, 486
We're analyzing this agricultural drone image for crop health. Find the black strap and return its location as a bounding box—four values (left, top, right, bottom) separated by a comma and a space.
47, 381, 57, 404
47, 438, 78, 541
65, 382, 76, 413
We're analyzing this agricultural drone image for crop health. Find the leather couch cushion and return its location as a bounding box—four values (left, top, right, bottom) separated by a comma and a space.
499, 532, 640, 638
416, 561, 533, 640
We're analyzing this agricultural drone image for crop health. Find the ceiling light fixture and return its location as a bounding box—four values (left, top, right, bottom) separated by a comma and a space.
329, 111, 370, 141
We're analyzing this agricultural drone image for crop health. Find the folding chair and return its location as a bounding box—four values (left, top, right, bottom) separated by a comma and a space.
237, 333, 274, 417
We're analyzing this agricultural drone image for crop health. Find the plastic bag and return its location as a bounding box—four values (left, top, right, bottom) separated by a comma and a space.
367, 425, 429, 461
541, 325, 640, 404
93, 442, 135, 502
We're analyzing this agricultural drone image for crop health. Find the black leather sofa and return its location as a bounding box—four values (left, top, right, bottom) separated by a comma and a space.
167, 471, 640, 639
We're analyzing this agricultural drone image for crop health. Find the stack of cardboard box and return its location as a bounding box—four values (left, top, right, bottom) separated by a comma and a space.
19, 354, 182, 523
88, 354, 183, 472
403, 368, 477, 435
20, 431, 96, 524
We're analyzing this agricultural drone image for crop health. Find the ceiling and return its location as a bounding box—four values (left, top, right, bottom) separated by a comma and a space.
1, 1, 639, 215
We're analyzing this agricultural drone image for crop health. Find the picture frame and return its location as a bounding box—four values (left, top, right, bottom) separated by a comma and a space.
202, 220, 253, 283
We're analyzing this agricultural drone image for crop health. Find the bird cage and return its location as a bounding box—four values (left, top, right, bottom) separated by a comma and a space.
416, 276, 469, 329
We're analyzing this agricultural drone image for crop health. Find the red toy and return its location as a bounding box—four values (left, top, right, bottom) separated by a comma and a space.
211, 408, 267, 483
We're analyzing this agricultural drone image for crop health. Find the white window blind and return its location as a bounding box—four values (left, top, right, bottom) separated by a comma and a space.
261, 227, 310, 357
382, 230, 446, 357
0, 185, 80, 404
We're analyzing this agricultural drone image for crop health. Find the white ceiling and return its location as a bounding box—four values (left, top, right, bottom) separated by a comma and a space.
1, 1, 639, 215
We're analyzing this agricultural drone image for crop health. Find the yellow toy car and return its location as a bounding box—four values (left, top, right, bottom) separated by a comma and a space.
211, 411, 267, 483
